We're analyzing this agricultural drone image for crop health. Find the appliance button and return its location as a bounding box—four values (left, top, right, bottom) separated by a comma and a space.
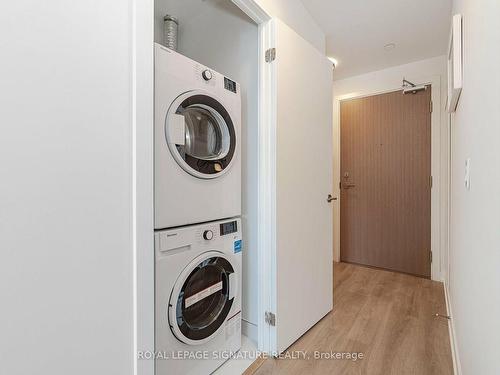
202, 69, 213, 81
203, 230, 214, 241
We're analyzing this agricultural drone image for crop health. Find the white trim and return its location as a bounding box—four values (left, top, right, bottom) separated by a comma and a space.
333, 75, 447, 281
430, 76, 442, 281
446, 112, 452, 286
262, 18, 277, 354
231, 0, 273, 355
133, 0, 154, 374
231, 0, 270, 24
446, 14, 463, 113
241, 319, 258, 344
131, 0, 138, 370
258, 17, 275, 355
444, 281, 462, 375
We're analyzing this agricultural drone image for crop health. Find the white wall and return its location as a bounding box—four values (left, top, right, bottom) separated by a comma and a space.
332, 56, 449, 281
447, 1, 500, 374
254, 0, 326, 54
155, 0, 260, 343
0, 1, 137, 374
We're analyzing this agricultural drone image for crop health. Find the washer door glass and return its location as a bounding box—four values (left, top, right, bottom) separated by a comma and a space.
183, 106, 229, 160
166, 94, 236, 179
172, 256, 236, 343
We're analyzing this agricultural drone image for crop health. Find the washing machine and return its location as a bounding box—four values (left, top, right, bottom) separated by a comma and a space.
154, 43, 241, 229
155, 218, 242, 375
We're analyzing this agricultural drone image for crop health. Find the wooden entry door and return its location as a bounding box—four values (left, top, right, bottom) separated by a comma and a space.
340, 88, 432, 277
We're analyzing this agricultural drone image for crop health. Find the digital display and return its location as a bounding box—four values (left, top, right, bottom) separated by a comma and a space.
220, 221, 238, 236
224, 77, 237, 93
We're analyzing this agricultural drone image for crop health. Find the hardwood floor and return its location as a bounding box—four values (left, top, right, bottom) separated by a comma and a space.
250, 262, 453, 375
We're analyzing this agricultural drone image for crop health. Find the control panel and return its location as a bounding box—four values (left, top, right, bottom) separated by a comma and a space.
156, 218, 241, 254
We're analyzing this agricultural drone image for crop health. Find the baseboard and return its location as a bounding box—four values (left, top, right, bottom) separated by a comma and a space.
241, 319, 258, 346
443, 281, 462, 375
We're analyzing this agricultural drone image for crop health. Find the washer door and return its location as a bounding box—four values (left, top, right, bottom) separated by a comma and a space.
166, 91, 237, 179
169, 251, 238, 345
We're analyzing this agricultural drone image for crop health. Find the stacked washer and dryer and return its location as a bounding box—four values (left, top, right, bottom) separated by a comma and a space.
154, 43, 243, 375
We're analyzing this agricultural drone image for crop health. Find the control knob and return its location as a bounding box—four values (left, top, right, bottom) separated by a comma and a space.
202, 69, 213, 81
203, 230, 214, 241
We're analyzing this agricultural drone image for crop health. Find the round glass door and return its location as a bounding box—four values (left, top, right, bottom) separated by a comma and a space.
166, 92, 236, 179
169, 252, 237, 345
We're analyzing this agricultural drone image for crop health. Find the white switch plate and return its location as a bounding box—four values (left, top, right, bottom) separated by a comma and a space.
464, 158, 471, 190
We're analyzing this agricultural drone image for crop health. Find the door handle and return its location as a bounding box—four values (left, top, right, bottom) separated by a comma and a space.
327, 194, 337, 203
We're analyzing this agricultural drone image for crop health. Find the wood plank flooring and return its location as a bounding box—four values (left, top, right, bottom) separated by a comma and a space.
250, 262, 453, 375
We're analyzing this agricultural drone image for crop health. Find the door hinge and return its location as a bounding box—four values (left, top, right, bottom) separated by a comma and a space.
265, 48, 276, 62
430, 101, 433, 113
265, 311, 276, 326
429, 175, 433, 188
430, 251, 433, 263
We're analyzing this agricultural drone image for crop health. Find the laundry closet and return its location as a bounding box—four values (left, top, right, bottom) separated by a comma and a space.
153, 0, 259, 373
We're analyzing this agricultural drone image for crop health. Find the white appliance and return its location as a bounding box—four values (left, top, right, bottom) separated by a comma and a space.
155, 218, 242, 375
155, 43, 242, 229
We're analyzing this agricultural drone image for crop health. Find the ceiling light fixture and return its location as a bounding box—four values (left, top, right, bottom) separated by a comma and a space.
384, 43, 396, 51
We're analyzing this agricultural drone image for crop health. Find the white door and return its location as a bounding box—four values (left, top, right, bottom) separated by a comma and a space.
268, 18, 334, 353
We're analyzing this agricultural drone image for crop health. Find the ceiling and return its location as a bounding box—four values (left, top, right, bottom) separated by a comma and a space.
301, 0, 452, 80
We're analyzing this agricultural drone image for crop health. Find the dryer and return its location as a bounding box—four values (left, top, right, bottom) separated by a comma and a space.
154, 43, 241, 229
155, 218, 242, 375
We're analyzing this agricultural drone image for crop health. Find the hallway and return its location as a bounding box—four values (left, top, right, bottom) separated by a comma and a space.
250, 263, 453, 375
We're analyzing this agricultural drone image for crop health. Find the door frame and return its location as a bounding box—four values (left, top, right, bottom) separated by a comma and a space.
333, 75, 448, 281
134, 0, 155, 374
231, 0, 274, 354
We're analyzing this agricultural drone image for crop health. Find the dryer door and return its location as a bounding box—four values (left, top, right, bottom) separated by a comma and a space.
166, 91, 237, 179
169, 251, 238, 345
